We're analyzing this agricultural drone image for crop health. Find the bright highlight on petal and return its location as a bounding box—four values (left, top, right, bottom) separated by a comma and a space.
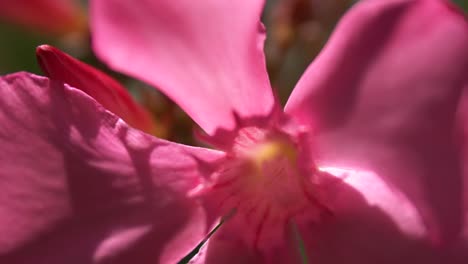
318, 166, 426, 237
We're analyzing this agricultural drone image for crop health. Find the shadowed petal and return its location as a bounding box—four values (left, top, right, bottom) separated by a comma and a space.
91, 0, 275, 136
461, 86, 468, 244
296, 168, 468, 264
0, 72, 225, 264
286, 0, 468, 244
36, 44, 155, 134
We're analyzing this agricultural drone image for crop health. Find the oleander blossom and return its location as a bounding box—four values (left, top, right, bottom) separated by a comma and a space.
0, 0, 467, 263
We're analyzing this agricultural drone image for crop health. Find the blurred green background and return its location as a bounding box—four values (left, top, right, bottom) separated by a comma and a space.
1, 0, 466, 75
1, 0, 467, 85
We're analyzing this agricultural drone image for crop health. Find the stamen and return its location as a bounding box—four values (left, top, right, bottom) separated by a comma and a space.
249, 140, 297, 173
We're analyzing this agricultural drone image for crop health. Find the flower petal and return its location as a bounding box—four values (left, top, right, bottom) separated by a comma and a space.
297, 168, 468, 264
195, 167, 467, 264
91, 0, 275, 136
189, 234, 261, 264
286, 0, 468, 244
461, 87, 468, 243
36, 44, 155, 134
0, 72, 225, 264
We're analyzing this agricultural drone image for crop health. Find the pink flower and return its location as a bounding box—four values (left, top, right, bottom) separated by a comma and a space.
1, 0, 467, 263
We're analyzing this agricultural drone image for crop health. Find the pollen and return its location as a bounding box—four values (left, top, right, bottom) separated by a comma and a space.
249, 139, 297, 174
